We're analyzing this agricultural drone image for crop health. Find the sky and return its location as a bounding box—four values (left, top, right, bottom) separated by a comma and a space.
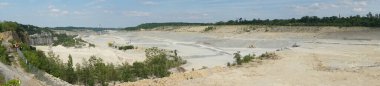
0, 0, 379, 27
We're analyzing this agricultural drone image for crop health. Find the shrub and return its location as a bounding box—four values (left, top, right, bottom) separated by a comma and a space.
292, 43, 300, 47
89, 43, 96, 47
233, 51, 242, 65
118, 45, 134, 50
204, 26, 216, 32
227, 62, 231, 67
242, 54, 255, 63
0, 74, 5, 84
258, 52, 277, 60
3, 79, 20, 86
108, 42, 114, 47
0, 46, 11, 65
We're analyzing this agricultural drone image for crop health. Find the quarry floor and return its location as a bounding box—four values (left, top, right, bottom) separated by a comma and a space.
34, 29, 380, 86
119, 32, 380, 86
36, 31, 306, 70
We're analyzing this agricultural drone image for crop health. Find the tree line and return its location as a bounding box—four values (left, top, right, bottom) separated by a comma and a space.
52, 26, 120, 31
216, 12, 380, 27
19, 45, 186, 86
125, 22, 212, 30
125, 12, 380, 30
0, 21, 52, 34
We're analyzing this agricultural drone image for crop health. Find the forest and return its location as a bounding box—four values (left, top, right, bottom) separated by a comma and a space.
216, 12, 380, 27
0, 21, 52, 34
125, 12, 380, 30
125, 22, 212, 30
52, 26, 120, 31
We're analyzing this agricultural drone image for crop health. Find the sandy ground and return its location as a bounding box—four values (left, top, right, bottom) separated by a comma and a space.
36, 30, 297, 70
118, 37, 380, 86
116, 26, 380, 86
35, 33, 147, 66
30, 26, 380, 86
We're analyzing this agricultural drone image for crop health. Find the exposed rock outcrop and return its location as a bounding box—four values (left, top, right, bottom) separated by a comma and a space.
29, 32, 54, 45
0, 31, 31, 45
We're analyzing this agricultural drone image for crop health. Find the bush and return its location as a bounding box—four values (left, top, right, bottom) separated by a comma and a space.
0, 46, 11, 65
233, 51, 242, 65
204, 26, 216, 32
242, 54, 255, 63
3, 79, 20, 86
228, 52, 280, 67
108, 42, 114, 47
118, 45, 134, 50
227, 62, 231, 67
0, 74, 5, 84
258, 52, 277, 60
88, 43, 96, 47
230, 52, 256, 66
292, 43, 300, 47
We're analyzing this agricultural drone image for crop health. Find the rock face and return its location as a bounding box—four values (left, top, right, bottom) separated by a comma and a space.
0, 31, 32, 44
29, 32, 54, 45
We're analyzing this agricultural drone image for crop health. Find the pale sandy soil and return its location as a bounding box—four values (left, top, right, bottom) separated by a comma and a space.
36, 31, 293, 69
35, 40, 146, 66
118, 39, 380, 86
117, 26, 380, 86
33, 26, 380, 86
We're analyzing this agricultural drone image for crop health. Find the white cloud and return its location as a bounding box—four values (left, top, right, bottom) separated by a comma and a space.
292, 2, 338, 14
48, 5, 70, 16
292, 0, 372, 14
142, 1, 158, 5
87, 0, 107, 6
352, 8, 365, 12
137, 0, 158, 6
48, 5, 86, 16
123, 11, 151, 17
187, 13, 209, 19
0, 2, 9, 8
340, 0, 369, 13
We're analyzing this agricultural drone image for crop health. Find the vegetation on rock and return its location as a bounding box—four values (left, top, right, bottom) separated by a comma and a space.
52, 34, 86, 47
0, 46, 11, 65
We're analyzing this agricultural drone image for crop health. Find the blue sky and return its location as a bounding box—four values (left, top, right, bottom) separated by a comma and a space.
0, 0, 379, 27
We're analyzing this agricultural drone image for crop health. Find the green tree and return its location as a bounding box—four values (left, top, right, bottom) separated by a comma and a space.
131, 62, 148, 78
66, 55, 77, 84
233, 51, 242, 65
0, 46, 11, 65
121, 64, 136, 82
